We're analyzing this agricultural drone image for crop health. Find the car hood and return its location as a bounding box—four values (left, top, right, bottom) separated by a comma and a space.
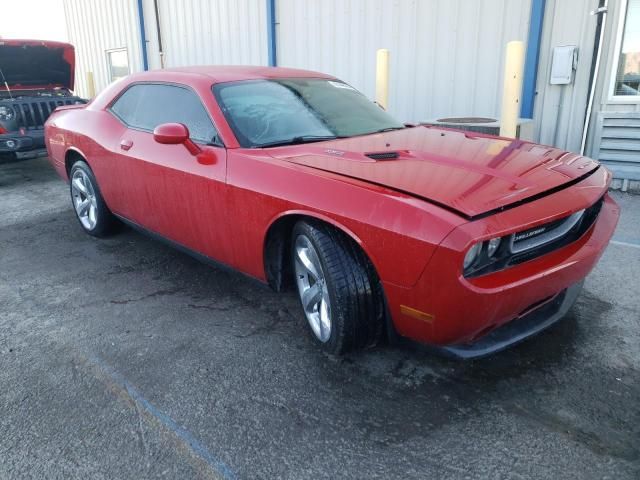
0, 39, 75, 91
269, 126, 600, 219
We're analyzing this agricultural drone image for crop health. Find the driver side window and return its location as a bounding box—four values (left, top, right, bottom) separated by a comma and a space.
111, 83, 220, 144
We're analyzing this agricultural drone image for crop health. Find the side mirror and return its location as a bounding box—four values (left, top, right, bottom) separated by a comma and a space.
153, 123, 201, 155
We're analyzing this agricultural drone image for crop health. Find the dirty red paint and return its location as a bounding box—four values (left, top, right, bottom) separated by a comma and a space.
44, 67, 619, 348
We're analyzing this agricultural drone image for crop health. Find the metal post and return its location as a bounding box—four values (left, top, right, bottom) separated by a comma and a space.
580, 0, 609, 155
267, 0, 277, 66
521, 0, 546, 118
376, 49, 389, 110
86, 71, 96, 98
136, 0, 149, 70
500, 41, 525, 138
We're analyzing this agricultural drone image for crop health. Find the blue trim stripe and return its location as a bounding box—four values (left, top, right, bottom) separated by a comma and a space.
267, 0, 277, 66
137, 0, 149, 71
521, 0, 546, 118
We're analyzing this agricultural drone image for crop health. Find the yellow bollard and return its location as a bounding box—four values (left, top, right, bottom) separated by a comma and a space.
86, 71, 96, 99
499, 41, 525, 138
376, 49, 389, 110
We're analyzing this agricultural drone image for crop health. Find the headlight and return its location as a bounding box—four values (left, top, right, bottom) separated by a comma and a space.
0, 105, 15, 121
463, 242, 482, 269
487, 237, 501, 257
463, 236, 506, 276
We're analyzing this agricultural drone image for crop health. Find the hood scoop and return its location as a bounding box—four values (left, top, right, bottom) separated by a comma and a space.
365, 151, 399, 160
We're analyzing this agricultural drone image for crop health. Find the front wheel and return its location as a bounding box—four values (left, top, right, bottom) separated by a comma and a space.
69, 160, 116, 237
291, 220, 384, 354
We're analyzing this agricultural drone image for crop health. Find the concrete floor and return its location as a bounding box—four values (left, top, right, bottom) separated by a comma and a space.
1, 157, 639, 480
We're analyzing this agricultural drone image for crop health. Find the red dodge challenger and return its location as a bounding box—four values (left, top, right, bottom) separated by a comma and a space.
45, 66, 619, 358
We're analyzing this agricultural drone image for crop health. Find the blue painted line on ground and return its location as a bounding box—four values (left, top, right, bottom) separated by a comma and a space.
89, 355, 237, 480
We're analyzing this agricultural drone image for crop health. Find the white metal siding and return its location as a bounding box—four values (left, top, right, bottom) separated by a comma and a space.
63, 0, 143, 98
64, 0, 267, 98
583, 0, 640, 180
276, 0, 532, 123
532, 0, 599, 154
148, 0, 267, 69
593, 112, 640, 180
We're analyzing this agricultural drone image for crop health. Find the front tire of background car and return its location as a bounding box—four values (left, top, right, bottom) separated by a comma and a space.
291, 220, 384, 354
69, 160, 116, 237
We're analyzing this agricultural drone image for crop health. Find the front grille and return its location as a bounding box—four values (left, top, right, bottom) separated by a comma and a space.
508, 196, 604, 266
12, 99, 78, 129
510, 209, 586, 254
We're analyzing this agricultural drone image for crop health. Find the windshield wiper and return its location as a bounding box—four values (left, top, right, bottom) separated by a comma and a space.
256, 135, 341, 148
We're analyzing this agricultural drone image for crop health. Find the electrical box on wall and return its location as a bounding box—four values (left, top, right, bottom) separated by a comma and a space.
550, 45, 578, 85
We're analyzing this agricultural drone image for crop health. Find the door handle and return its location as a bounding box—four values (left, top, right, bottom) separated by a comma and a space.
120, 139, 133, 151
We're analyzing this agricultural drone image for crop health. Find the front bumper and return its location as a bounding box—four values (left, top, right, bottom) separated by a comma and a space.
384, 191, 620, 356
440, 281, 583, 359
0, 129, 45, 153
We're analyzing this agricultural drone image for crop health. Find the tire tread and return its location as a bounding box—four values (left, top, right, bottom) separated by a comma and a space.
292, 220, 384, 354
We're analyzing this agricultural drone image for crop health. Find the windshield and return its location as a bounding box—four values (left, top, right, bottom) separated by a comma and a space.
212, 78, 404, 147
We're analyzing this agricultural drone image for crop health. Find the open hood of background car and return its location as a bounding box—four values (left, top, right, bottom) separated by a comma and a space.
0, 39, 75, 91
270, 126, 601, 219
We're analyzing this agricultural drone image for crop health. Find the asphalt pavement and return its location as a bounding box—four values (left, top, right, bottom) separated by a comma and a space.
1, 157, 639, 479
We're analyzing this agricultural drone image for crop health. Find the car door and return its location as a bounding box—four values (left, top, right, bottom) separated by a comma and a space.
107, 83, 232, 263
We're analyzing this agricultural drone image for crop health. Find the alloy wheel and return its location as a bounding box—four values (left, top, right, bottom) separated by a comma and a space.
294, 234, 332, 342
71, 169, 98, 230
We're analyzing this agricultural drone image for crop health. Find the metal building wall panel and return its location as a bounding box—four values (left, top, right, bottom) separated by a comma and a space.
592, 112, 640, 180
152, 0, 267, 68
277, 0, 532, 123
581, 0, 640, 180
532, 0, 599, 153
64, 0, 267, 97
63, 0, 143, 98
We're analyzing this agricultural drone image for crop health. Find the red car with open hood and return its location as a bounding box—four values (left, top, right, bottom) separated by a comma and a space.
44, 66, 619, 358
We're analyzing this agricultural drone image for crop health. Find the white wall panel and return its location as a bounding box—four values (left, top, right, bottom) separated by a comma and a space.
64, 0, 143, 98
147, 0, 267, 69
532, 0, 598, 153
277, 0, 532, 123
64, 0, 267, 98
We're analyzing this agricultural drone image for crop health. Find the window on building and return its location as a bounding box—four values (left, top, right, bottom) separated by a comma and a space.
107, 49, 130, 83
110, 83, 218, 144
613, 0, 640, 96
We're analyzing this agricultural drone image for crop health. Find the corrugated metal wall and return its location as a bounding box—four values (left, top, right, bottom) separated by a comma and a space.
65, 0, 531, 121
63, 0, 268, 98
276, 0, 532, 123
584, 0, 640, 179
148, 0, 267, 69
593, 113, 640, 179
532, 0, 598, 154
64, 0, 144, 98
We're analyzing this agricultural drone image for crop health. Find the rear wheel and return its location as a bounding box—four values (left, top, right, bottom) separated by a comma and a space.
69, 160, 116, 237
291, 220, 384, 354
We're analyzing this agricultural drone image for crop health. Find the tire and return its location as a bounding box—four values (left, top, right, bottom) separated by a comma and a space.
69, 160, 116, 237
291, 220, 384, 354
0, 152, 17, 163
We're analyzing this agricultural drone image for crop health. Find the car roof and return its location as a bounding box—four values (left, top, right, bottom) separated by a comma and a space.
125, 65, 336, 84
